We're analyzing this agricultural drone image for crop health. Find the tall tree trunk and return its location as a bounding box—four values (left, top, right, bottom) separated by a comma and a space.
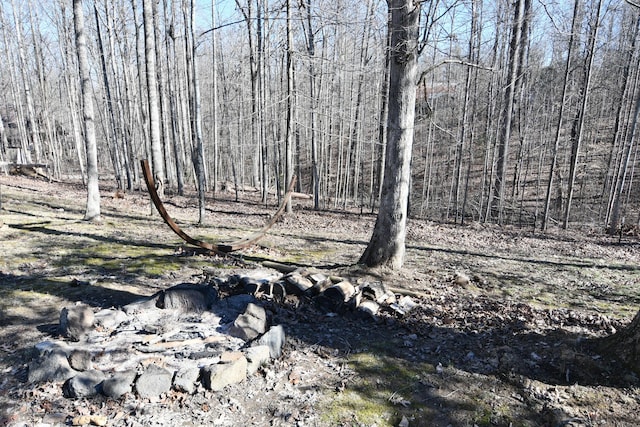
95, 5, 125, 190
165, 0, 185, 195
563, 0, 602, 229
284, 0, 294, 213
609, 85, 640, 234
143, 0, 165, 196
492, 0, 528, 223
359, 0, 420, 269
542, 0, 580, 231
10, 0, 42, 164
184, 0, 206, 223
211, 0, 219, 199
73, 0, 101, 221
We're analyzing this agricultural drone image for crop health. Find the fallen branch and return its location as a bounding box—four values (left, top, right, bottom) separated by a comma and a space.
141, 159, 296, 253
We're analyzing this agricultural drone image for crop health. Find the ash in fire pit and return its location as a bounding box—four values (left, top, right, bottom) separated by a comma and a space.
25, 268, 416, 402
27, 280, 282, 400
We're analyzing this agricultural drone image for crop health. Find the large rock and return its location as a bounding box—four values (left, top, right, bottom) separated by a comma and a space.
257, 325, 285, 359
214, 294, 259, 322
62, 370, 105, 398
228, 303, 267, 341
158, 283, 218, 312
59, 305, 94, 341
201, 354, 248, 391
94, 308, 129, 330
102, 370, 137, 399
68, 350, 92, 371
173, 368, 200, 394
135, 365, 173, 398
245, 345, 271, 375
28, 349, 76, 384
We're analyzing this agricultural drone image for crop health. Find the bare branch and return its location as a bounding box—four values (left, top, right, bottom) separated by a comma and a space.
626, 0, 640, 8
417, 59, 494, 86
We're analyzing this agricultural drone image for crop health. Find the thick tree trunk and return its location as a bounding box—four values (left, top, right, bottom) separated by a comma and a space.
73, 0, 101, 221
359, 0, 420, 269
599, 310, 640, 372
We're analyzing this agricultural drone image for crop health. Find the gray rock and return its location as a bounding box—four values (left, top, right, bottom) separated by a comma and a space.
102, 370, 137, 399
135, 365, 173, 398
59, 305, 94, 341
28, 350, 77, 383
228, 303, 267, 341
245, 345, 271, 375
122, 295, 160, 315
159, 283, 218, 312
68, 350, 92, 371
62, 370, 105, 398
201, 355, 247, 391
173, 368, 200, 394
257, 325, 285, 359
214, 294, 259, 321
94, 308, 129, 330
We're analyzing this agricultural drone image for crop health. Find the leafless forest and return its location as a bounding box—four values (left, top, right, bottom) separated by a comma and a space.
1, 0, 639, 232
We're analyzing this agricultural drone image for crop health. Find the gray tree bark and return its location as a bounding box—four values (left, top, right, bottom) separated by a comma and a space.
359, 0, 420, 269
143, 0, 165, 196
73, 0, 101, 221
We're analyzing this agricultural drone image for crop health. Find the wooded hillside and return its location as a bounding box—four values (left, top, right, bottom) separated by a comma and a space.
0, 0, 638, 232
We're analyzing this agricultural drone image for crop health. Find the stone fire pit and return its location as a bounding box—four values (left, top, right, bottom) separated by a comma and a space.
24, 268, 413, 404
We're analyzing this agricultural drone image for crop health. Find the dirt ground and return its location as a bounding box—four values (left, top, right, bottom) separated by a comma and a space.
1, 174, 640, 427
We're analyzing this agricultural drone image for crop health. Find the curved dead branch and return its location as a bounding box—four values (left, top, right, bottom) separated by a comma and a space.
141, 159, 296, 253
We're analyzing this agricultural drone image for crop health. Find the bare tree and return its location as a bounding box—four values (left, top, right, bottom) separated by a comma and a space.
359, 0, 420, 269
143, 0, 166, 196
492, 0, 529, 223
73, 0, 101, 221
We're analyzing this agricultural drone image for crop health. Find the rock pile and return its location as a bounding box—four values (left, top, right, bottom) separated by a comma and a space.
25, 268, 417, 402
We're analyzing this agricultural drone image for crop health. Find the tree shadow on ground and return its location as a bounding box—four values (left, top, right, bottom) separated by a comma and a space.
275, 292, 638, 426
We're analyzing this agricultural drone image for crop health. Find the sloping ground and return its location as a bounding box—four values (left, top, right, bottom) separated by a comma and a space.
0, 174, 639, 426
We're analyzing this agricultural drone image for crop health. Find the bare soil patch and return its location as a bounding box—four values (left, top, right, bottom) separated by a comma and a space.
1, 175, 640, 426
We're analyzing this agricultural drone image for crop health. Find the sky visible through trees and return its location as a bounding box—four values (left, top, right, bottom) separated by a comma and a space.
0, 0, 638, 233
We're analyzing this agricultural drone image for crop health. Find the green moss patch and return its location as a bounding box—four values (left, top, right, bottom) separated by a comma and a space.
321, 352, 435, 426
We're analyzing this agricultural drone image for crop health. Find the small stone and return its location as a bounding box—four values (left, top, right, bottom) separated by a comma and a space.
454, 272, 471, 287
257, 325, 285, 359
173, 368, 200, 394
63, 370, 105, 398
68, 350, 92, 371
60, 305, 95, 341
72, 415, 91, 426
245, 345, 271, 375
397, 296, 417, 314
398, 415, 409, 427
135, 365, 173, 398
201, 356, 248, 391
94, 308, 129, 330
102, 370, 137, 399
228, 303, 267, 341
28, 349, 77, 383
89, 415, 108, 426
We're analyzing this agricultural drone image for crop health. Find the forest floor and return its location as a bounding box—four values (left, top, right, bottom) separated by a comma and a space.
1, 174, 640, 427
